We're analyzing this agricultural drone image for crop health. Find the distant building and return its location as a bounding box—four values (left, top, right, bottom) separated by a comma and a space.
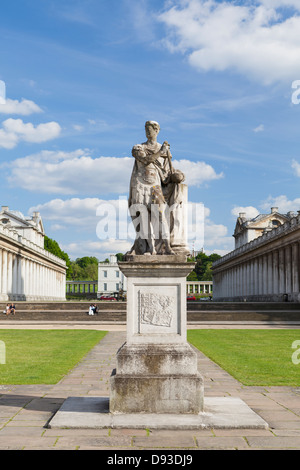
97, 255, 127, 297
233, 207, 292, 249
0, 206, 66, 301
212, 207, 300, 302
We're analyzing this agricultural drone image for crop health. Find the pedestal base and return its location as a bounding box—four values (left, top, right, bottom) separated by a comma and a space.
48, 396, 269, 430
110, 342, 204, 414
111, 257, 203, 415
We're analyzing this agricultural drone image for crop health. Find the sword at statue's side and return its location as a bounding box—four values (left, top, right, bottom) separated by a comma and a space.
162, 141, 174, 175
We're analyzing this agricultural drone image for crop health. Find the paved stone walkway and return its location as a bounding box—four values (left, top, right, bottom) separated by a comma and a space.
0, 328, 300, 450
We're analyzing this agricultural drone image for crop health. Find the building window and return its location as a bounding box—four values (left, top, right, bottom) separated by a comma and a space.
116, 271, 119, 278
272, 220, 280, 227
104, 283, 107, 291
104, 271, 107, 278
116, 283, 119, 291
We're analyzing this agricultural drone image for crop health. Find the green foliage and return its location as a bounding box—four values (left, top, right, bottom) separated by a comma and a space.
76, 256, 98, 269
187, 270, 198, 281
44, 235, 71, 277
188, 251, 221, 281
69, 256, 99, 281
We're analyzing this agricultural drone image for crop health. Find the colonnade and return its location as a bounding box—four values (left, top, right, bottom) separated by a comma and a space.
66, 281, 97, 295
186, 281, 213, 295
0, 227, 66, 301
213, 216, 300, 302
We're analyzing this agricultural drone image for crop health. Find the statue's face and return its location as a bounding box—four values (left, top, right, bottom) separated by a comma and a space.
145, 122, 159, 139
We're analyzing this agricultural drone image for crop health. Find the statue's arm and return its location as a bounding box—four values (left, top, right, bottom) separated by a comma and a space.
132, 142, 169, 165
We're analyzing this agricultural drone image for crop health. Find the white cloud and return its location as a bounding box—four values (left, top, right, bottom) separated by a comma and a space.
253, 124, 264, 133
231, 206, 260, 219
9, 152, 132, 194
29, 197, 128, 229
292, 159, 300, 177
7, 149, 223, 194
174, 159, 223, 187
260, 0, 300, 10
0, 128, 19, 149
0, 118, 61, 149
157, 0, 300, 84
260, 195, 300, 213
0, 98, 42, 115
72, 124, 84, 132
202, 206, 233, 253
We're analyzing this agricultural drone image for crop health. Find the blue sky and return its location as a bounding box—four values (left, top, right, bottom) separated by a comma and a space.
1, 0, 300, 260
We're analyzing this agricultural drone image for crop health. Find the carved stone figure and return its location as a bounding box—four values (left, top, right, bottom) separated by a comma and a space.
128, 120, 187, 256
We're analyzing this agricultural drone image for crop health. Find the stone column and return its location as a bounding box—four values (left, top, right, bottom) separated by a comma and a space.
0, 248, 2, 297
258, 256, 263, 296
21, 258, 26, 299
272, 250, 279, 296
285, 246, 292, 294
7, 252, 13, 296
2, 250, 8, 297
278, 248, 285, 294
262, 254, 268, 296
292, 242, 299, 294
253, 258, 258, 296
12, 254, 18, 297
267, 252, 273, 296
246, 262, 251, 297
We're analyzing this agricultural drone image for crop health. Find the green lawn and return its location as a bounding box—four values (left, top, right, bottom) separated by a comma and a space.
187, 329, 300, 386
0, 330, 107, 384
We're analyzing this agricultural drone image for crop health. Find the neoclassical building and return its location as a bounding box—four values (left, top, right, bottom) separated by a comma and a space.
212, 208, 300, 302
97, 254, 127, 297
0, 206, 66, 301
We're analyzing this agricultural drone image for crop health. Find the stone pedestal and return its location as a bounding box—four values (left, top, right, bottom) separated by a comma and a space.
48, 253, 269, 430
109, 255, 204, 415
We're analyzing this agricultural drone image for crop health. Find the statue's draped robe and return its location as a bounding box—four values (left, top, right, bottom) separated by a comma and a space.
128, 141, 187, 255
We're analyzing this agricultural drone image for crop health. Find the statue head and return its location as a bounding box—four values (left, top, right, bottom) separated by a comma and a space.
145, 121, 160, 139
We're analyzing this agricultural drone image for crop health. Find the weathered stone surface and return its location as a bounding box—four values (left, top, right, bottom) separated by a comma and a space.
113, 343, 199, 376
110, 258, 204, 414
119, 259, 194, 346
127, 121, 189, 257
110, 370, 204, 414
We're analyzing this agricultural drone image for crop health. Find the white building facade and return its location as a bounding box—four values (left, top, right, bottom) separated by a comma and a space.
97, 255, 127, 297
0, 206, 66, 301
212, 208, 300, 302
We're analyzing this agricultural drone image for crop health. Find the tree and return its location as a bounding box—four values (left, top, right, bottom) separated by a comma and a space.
187, 270, 198, 281
76, 256, 98, 270
68, 256, 99, 281
68, 262, 84, 281
188, 251, 222, 281
44, 235, 71, 278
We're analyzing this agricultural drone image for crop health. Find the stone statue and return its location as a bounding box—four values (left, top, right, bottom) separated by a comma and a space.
127, 120, 188, 256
